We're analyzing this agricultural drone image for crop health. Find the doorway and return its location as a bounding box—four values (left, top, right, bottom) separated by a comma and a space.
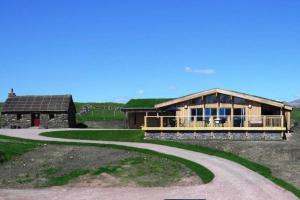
233, 108, 245, 127
31, 113, 40, 127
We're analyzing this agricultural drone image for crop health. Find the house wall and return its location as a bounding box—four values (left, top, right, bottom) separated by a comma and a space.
285, 111, 291, 131
0, 114, 31, 128
127, 112, 146, 129
0, 112, 72, 129
173, 98, 261, 121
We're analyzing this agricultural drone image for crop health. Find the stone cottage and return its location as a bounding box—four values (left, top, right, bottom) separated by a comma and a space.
1, 89, 76, 129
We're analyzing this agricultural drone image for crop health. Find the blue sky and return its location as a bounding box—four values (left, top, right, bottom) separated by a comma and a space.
0, 0, 299, 102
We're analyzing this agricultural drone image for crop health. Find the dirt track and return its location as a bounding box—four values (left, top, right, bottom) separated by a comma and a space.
0, 129, 298, 200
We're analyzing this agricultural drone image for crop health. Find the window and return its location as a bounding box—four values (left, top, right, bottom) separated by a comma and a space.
191, 98, 203, 105
190, 108, 203, 121
234, 97, 246, 104
219, 108, 231, 122
17, 114, 22, 120
205, 108, 217, 121
205, 94, 217, 104
219, 108, 231, 117
49, 114, 55, 119
220, 94, 231, 104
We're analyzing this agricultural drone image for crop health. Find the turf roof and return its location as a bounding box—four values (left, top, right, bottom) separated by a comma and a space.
124, 98, 174, 109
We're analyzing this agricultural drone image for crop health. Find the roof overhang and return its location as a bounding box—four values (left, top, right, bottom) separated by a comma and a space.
155, 89, 290, 109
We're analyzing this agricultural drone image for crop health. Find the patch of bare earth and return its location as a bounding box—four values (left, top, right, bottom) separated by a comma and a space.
0, 144, 201, 189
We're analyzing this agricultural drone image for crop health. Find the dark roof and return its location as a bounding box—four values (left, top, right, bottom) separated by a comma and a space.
123, 98, 174, 109
2, 95, 74, 113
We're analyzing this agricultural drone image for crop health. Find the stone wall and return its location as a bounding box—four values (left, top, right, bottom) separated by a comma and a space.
83, 120, 125, 129
144, 131, 283, 140
0, 114, 31, 128
1, 113, 70, 129
40, 114, 69, 128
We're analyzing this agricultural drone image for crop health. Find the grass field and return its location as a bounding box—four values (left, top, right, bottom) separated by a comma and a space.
75, 102, 125, 122
0, 135, 38, 162
0, 135, 214, 187
292, 108, 300, 123
41, 130, 300, 198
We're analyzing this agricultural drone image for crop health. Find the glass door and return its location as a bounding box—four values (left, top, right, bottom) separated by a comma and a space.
233, 108, 245, 127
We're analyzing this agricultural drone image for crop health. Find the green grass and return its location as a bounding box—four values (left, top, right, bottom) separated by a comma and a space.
91, 156, 195, 187
0, 134, 214, 185
44, 169, 90, 187
41, 130, 300, 198
75, 102, 125, 122
92, 166, 119, 175
45, 130, 144, 142
0, 137, 38, 162
124, 98, 173, 108
292, 108, 300, 123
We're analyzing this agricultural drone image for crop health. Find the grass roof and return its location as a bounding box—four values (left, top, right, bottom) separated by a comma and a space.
124, 99, 173, 109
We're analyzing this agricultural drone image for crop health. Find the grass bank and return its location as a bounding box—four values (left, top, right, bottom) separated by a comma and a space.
0, 135, 214, 186
41, 130, 300, 198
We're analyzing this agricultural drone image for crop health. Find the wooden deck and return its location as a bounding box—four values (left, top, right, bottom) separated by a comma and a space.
142, 115, 286, 132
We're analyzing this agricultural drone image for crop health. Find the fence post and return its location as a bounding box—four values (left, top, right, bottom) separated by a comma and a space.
144, 116, 147, 128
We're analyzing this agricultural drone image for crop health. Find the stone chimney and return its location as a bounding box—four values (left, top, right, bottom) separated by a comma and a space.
8, 88, 16, 98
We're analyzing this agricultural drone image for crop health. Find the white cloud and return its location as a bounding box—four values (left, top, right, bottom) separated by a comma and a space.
136, 89, 144, 95
184, 66, 215, 75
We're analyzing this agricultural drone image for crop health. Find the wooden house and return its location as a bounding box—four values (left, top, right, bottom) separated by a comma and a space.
123, 89, 293, 140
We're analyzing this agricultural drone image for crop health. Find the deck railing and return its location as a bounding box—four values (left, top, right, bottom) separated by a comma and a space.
143, 115, 284, 130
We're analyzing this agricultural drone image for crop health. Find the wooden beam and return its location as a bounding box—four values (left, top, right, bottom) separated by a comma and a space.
155, 88, 286, 109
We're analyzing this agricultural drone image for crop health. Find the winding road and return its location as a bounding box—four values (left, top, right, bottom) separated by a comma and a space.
0, 129, 298, 200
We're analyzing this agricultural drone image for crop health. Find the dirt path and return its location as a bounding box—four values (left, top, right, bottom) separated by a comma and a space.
0, 129, 298, 200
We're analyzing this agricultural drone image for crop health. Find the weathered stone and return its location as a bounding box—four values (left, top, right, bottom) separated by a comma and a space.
144, 131, 283, 140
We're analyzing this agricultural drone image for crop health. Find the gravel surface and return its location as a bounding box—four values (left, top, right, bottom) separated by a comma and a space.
0, 129, 298, 200
180, 128, 300, 188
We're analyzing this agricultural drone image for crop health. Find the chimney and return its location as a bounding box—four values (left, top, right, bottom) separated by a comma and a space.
8, 88, 16, 98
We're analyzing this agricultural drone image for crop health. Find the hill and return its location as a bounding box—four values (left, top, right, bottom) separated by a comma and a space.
289, 99, 300, 108
75, 102, 125, 122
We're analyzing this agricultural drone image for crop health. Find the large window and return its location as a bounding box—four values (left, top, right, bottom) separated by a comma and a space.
205, 94, 217, 104
191, 98, 203, 105
190, 108, 203, 121
220, 94, 231, 104
205, 108, 217, 121
234, 97, 246, 104
219, 108, 231, 122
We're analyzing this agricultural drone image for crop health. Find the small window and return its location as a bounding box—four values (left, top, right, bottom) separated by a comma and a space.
17, 114, 22, 120
49, 114, 55, 119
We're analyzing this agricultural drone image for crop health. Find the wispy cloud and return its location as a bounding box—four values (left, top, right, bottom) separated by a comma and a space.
136, 89, 144, 95
184, 67, 215, 75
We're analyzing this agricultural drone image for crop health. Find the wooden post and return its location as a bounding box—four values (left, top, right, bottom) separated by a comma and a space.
231, 96, 234, 127
203, 96, 206, 127
144, 116, 147, 128
160, 117, 163, 128
176, 116, 179, 127
216, 93, 220, 118
281, 115, 284, 128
